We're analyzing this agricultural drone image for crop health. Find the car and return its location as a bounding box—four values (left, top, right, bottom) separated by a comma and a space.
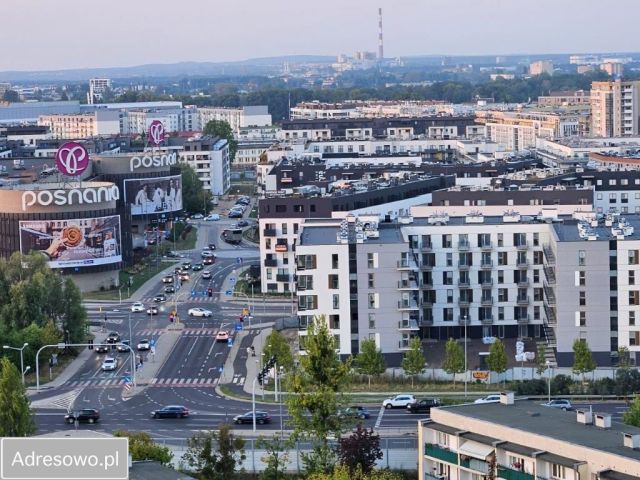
130, 302, 145, 313
174, 267, 182, 274
137, 339, 151, 351
95, 344, 109, 354
205, 214, 220, 221
106, 332, 120, 343
154, 294, 167, 303
202, 270, 212, 280
191, 214, 204, 220
188, 308, 213, 317
341, 406, 371, 419
407, 398, 441, 414
161, 275, 174, 284
382, 394, 416, 409
151, 405, 189, 419
208, 243, 216, 250
216, 331, 230, 342
179, 272, 190, 281
474, 395, 501, 404
181, 262, 192, 270
236, 198, 251, 206
541, 399, 573, 411
228, 210, 243, 218
201, 250, 214, 258
236, 220, 249, 228
233, 411, 271, 425
166, 251, 180, 258
203, 256, 215, 265
192, 264, 203, 271
116, 340, 130, 353
65, 409, 100, 424
164, 285, 176, 294
101, 357, 118, 371
147, 306, 159, 315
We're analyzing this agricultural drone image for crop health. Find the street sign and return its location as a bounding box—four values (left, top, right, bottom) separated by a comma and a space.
229, 277, 236, 284
235, 323, 242, 331
218, 367, 223, 373
150, 346, 156, 355
150, 339, 156, 347
227, 338, 233, 347
236, 257, 243, 265
225, 290, 233, 296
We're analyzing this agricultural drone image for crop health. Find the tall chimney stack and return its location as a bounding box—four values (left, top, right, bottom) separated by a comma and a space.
378, 7, 384, 60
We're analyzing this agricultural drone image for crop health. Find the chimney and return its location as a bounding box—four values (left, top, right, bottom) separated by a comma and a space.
576, 410, 593, 425
594, 413, 612, 429
377, 8, 384, 60
499, 391, 515, 405
623, 433, 640, 449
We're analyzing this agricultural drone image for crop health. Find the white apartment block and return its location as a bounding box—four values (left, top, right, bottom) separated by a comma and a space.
199, 106, 271, 135
125, 107, 200, 134
530, 60, 554, 76
235, 141, 272, 169
87, 78, 111, 104
420, 392, 640, 480
38, 110, 120, 139
591, 80, 640, 137
178, 136, 230, 195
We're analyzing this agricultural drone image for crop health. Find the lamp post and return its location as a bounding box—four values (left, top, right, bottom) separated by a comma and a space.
546, 360, 552, 402
3, 343, 29, 385
463, 316, 468, 398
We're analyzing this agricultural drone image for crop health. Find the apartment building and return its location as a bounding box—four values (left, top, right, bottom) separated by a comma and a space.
419, 392, 640, 480
174, 135, 230, 195
591, 80, 640, 137
235, 141, 272, 170
537, 90, 590, 107
125, 107, 200, 134
198, 106, 271, 135
530, 60, 554, 76
88, 78, 111, 104
37, 110, 120, 139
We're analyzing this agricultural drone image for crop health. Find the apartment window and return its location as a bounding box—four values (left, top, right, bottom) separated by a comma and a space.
442, 234, 452, 248
498, 307, 504, 321
298, 275, 313, 290
552, 464, 566, 479
443, 308, 453, 322
443, 271, 453, 285
332, 294, 340, 309
368, 313, 376, 329
629, 250, 640, 265
513, 232, 526, 247
367, 253, 376, 269
446, 289, 454, 303
622, 193, 629, 203
478, 233, 490, 247
533, 269, 540, 283
368, 273, 375, 288
578, 311, 586, 327
498, 252, 508, 266
534, 288, 543, 302
630, 311, 636, 326
328, 274, 339, 289
297, 255, 317, 270
298, 295, 318, 310
265, 239, 271, 249
331, 254, 339, 269
631, 332, 640, 346
368, 293, 377, 309
533, 232, 540, 247
579, 291, 586, 306
498, 289, 508, 302
281, 223, 288, 235
293, 223, 299, 234
436, 432, 449, 447
610, 193, 617, 203
597, 192, 603, 200
533, 251, 543, 265
446, 252, 453, 267
578, 250, 586, 266
630, 270, 636, 286
275, 205, 287, 213
498, 270, 504, 284
497, 233, 504, 247
630, 291, 640, 306
578, 271, 586, 286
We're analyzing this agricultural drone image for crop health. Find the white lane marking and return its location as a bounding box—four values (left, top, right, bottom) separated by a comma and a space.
374, 406, 386, 429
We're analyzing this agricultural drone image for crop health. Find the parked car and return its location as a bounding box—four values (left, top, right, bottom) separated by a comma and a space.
101, 357, 118, 371
228, 210, 243, 218
137, 339, 151, 351
341, 406, 371, 419
474, 395, 501, 404
191, 214, 204, 220
233, 411, 271, 425
205, 214, 220, 221
147, 306, 158, 315
153, 294, 167, 303
65, 409, 100, 424
130, 302, 145, 313
407, 398, 441, 414
106, 332, 120, 343
216, 331, 230, 342
192, 264, 203, 271
161, 275, 174, 284
382, 394, 416, 409
116, 340, 130, 353
151, 405, 189, 419
541, 399, 573, 411
202, 271, 212, 280
188, 308, 212, 318
236, 198, 251, 206
164, 285, 176, 294
236, 220, 249, 228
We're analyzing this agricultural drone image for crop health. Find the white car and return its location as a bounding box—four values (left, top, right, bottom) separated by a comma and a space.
191, 214, 204, 220
130, 302, 145, 313
382, 394, 416, 409
188, 308, 212, 318
201, 250, 215, 258
137, 339, 151, 351
474, 395, 501, 404
101, 357, 118, 371
205, 214, 220, 221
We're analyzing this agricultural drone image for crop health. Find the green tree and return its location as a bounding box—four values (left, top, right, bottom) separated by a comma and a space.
572, 339, 596, 381
113, 431, 172, 465
623, 396, 640, 427
179, 162, 212, 214
536, 344, 549, 376
0, 357, 35, 436
442, 338, 465, 385
401, 337, 425, 387
618, 346, 631, 370
182, 425, 246, 480
2, 90, 20, 103
337, 425, 383, 475
354, 338, 386, 387
286, 315, 352, 474
308, 465, 404, 480
257, 434, 291, 480
486, 339, 508, 384
263, 329, 294, 372
203, 120, 238, 162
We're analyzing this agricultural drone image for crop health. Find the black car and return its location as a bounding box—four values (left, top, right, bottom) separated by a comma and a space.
116, 340, 130, 353
407, 398, 441, 414
236, 220, 249, 228
342, 406, 371, 419
65, 409, 100, 424
192, 264, 203, 271
151, 405, 189, 419
95, 344, 109, 354
181, 262, 192, 270
154, 294, 167, 303
233, 411, 271, 425
228, 210, 242, 218
208, 243, 216, 250
164, 285, 176, 294
203, 257, 214, 265
106, 332, 120, 343
174, 267, 182, 274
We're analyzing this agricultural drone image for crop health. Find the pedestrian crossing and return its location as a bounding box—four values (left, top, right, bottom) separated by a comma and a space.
31, 388, 84, 410
64, 377, 219, 388
135, 328, 221, 336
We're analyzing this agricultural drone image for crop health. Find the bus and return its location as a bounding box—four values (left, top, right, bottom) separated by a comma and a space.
222, 228, 242, 244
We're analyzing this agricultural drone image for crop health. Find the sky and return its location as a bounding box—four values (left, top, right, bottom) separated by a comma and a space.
3, 0, 640, 72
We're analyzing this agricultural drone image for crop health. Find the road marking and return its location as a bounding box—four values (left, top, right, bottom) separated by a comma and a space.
186, 337, 199, 357
374, 406, 385, 429
150, 378, 158, 384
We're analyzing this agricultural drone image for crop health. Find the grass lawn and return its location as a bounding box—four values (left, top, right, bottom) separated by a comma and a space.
83, 263, 166, 301
242, 226, 259, 244
248, 206, 258, 219
168, 226, 198, 251
26, 353, 75, 388
229, 183, 256, 196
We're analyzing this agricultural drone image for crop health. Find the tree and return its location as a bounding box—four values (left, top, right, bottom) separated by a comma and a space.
203, 120, 238, 162
338, 425, 382, 475
486, 339, 508, 384
354, 338, 386, 387
623, 397, 640, 427
2, 90, 20, 103
536, 344, 549, 376
442, 338, 465, 385
257, 434, 291, 480
307, 465, 404, 480
286, 315, 352, 474
263, 329, 294, 372
179, 162, 212, 214
572, 339, 596, 381
182, 425, 246, 480
0, 357, 35, 436
401, 337, 425, 387
113, 431, 172, 465
618, 346, 631, 370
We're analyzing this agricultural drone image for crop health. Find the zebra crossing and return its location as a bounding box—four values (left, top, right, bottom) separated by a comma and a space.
135, 328, 220, 336
64, 377, 218, 388
31, 388, 84, 410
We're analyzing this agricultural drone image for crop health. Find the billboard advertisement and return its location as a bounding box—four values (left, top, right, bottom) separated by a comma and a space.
124, 175, 182, 216
19, 215, 122, 269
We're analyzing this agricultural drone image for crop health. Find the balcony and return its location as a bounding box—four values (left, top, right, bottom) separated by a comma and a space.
420, 279, 433, 289
480, 259, 493, 269
516, 296, 530, 305
263, 228, 276, 237
420, 263, 435, 271
517, 278, 530, 287
458, 316, 471, 325
515, 241, 529, 251
458, 297, 472, 307
275, 242, 288, 252
424, 444, 457, 464
420, 317, 434, 327
480, 278, 493, 287
398, 298, 420, 310
458, 241, 471, 251
481, 316, 494, 324
497, 466, 535, 480
398, 278, 419, 290
398, 319, 420, 331
264, 258, 277, 267
516, 314, 530, 324
480, 241, 493, 251
481, 296, 493, 306
458, 278, 471, 287
276, 274, 289, 282
516, 259, 529, 268
421, 243, 433, 252
397, 257, 418, 270
458, 262, 471, 270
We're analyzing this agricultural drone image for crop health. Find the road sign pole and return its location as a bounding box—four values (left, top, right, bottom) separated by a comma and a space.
252, 377, 257, 433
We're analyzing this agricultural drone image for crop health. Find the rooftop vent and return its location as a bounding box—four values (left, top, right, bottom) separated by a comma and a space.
576, 410, 593, 425
623, 432, 640, 449
594, 413, 612, 429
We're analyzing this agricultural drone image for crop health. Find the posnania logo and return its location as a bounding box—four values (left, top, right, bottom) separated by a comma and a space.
129, 152, 177, 171
148, 120, 165, 146
55, 142, 90, 176
21, 185, 120, 211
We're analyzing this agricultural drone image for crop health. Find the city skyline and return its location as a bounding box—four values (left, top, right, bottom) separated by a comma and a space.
3, 0, 640, 72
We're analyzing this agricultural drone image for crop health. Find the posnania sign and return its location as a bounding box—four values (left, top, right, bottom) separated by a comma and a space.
21, 185, 120, 211
129, 151, 177, 171
55, 142, 90, 176
148, 120, 165, 146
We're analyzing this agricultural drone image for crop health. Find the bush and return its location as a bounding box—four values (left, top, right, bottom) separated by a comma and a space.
589, 378, 615, 395
170, 222, 186, 242
513, 379, 547, 396
551, 374, 574, 395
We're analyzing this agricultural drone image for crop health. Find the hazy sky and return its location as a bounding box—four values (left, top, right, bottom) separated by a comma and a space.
3, 0, 639, 71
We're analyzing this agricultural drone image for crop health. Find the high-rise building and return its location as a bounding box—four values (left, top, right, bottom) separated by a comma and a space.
591, 80, 640, 137
529, 60, 554, 76
87, 78, 111, 105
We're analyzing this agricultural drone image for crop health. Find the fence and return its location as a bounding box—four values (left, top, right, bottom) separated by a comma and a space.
156, 437, 418, 473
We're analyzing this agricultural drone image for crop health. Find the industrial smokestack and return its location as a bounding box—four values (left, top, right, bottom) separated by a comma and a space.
378, 7, 384, 60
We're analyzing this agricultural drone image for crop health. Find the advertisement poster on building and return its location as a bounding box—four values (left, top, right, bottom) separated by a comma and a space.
124, 175, 182, 215
19, 215, 122, 268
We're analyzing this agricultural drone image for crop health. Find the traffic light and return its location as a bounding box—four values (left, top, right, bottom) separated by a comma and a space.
266, 355, 277, 370
208, 288, 213, 297
257, 371, 264, 385
88, 339, 93, 350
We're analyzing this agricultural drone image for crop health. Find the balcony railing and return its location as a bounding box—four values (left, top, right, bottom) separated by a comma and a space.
397, 258, 418, 270
480, 259, 493, 269
398, 299, 420, 310
398, 319, 420, 331
515, 241, 529, 250
421, 243, 433, 252
516, 259, 529, 268
497, 466, 535, 480
424, 444, 457, 464
517, 296, 530, 305
480, 241, 492, 251
458, 262, 472, 270
420, 263, 435, 271
517, 278, 530, 287
458, 297, 472, 306
398, 279, 419, 290
276, 274, 289, 282
480, 278, 493, 287
458, 241, 471, 251
516, 314, 531, 324
421, 279, 434, 288
263, 228, 276, 237
264, 258, 277, 267
481, 316, 494, 324
481, 296, 493, 306
458, 316, 471, 325
458, 278, 471, 287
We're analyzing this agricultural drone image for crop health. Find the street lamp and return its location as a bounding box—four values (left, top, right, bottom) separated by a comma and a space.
546, 360, 552, 402
3, 343, 29, 385
463, 316, 468, 398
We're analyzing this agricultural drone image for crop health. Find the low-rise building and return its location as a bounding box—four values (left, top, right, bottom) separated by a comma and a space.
38, 110, 120, 139
173, 135, 230, 195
